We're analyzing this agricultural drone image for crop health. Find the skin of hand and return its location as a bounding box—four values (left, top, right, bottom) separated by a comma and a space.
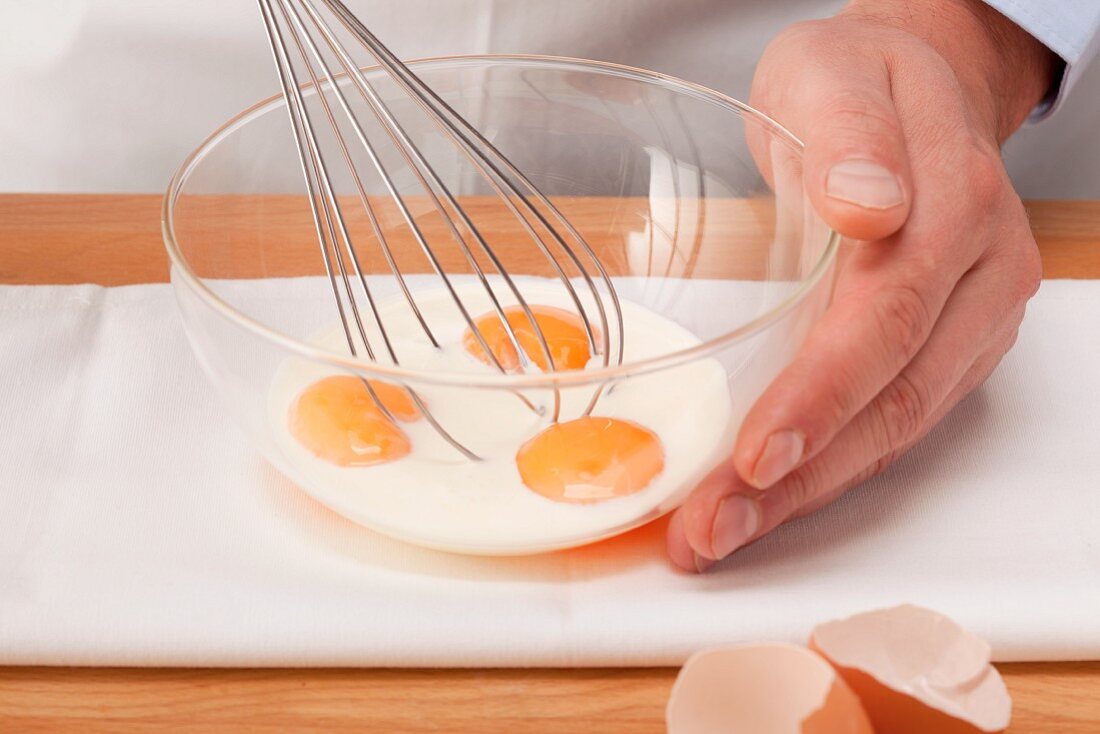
667, 0, 1057, 572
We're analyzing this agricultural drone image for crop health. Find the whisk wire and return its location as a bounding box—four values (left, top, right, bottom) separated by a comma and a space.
287, 0, 572, 419
321, 0, 626, 370
275, 0, 511, 374
259, 0, 629, 458
323, 0, 625, 416
262, 0, 480, 458
276, 0, 556, 419
278, 0, 399, 363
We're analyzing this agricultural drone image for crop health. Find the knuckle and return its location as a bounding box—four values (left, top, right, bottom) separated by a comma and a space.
822, 384, 858, 443
873, 372, 930, 447
852, 462, 882, 487
759, 21, 825, 80
778, 463, 819, 518
986, 323, 1022, 365
869, 440, 919, 480
771, 20, 829, 52
1013, 244, 1043, 303
870, 450, 902, 480
756, 21, 838, 110
959, 351, 1001, 396
964, 145, 1007, 213
873, 282, 933, 365
821, 92, 902, 143
804, 367, 868, 455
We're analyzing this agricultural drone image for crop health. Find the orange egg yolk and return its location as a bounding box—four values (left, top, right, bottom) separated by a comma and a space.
288, 375, 419, 467
515, 416, 665, 503
463, 305, 597, 372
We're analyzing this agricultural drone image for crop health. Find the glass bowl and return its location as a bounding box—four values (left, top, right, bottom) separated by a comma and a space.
162, 55, 837, 556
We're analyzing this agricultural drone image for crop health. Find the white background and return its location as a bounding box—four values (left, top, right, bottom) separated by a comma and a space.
1, 0, 1097, 197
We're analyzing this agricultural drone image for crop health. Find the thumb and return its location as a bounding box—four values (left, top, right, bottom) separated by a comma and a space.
769, 57, 913, 241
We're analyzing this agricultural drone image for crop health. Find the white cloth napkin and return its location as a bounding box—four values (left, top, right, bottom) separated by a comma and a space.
1, 279, 1099, 667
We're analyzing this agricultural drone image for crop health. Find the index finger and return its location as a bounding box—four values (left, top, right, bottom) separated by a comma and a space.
733, 219, 964, 489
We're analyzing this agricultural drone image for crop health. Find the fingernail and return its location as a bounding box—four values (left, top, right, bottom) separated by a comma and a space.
826, 159, 903, 209
751, 429, 805, 489
710, 495, 762, 559
693, 553, 716, 573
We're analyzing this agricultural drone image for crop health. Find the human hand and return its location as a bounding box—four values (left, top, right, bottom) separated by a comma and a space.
668, 0, 1056, 572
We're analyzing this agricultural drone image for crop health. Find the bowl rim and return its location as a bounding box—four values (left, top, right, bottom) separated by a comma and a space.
162, 53, 838, 389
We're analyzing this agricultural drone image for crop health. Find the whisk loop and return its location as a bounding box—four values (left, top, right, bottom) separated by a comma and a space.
257, 0, 625, 459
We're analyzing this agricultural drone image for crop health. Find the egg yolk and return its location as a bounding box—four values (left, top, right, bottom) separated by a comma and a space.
515, 416, 665, 503
463, 305, 597, 372
288, 375, 419, 467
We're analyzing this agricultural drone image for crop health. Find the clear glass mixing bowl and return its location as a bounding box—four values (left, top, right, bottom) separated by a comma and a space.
163, 55, 837, 555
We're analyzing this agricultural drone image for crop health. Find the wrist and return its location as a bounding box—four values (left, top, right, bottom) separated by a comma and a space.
843, 0, 1057, 143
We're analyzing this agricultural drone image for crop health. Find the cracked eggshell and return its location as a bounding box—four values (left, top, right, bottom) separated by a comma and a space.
666, 643, 873, 734
809, 604, 1012, 734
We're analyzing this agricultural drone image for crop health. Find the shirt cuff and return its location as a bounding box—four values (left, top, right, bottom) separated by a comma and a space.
981, 0, 1100, 121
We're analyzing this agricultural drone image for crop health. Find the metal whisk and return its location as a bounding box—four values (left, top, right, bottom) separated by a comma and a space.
257, 0, 624, 460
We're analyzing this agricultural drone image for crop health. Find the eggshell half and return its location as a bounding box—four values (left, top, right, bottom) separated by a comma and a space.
667, 643, 873, 734
810, 604, 1011, 734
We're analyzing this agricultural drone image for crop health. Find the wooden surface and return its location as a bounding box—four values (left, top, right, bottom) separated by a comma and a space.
2, 663, 1099, 733
2, 195, 1098, 286
1, 194, 1099, 732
